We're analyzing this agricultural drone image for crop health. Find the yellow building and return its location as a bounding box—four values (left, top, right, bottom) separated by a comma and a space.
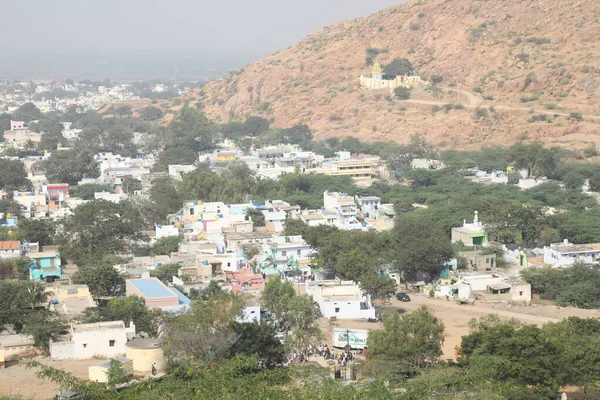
125, 338, 166, 375
89, 357, 133, 383
325, 159, 374, 179
215, 151, 237, 161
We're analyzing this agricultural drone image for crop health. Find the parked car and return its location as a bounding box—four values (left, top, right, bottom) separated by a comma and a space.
396, 292, 411, 302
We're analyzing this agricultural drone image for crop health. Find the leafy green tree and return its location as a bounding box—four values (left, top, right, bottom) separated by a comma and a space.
58, 200, 145, 265
383, 58, 414, 78
42, 148, 99, 185
261, 277, 295, 317
113, 105, 133, 118
30, 117, 65, 150
367, 307, 445, 379
150, 263, 182, 284
359, 272, 396, 301
107, 359, 129, 391
148, 177, 183, 222
121, 176, 142, 195
394, 86, 411, 100
407, 168, 435, 188
149, 236, 182, 256
71, 183, 114, 200
392, 214, 454, 279
12, 102, 42, 122
22, 312, 66, 352
155, 146, 198, 170
239, 244, 261, 260
139, 106, 164, 121
562, 171, 585, 190
589, 170, 600, 192
229, 322, 285, 367
72, 265, 126, 297
245, 207, 265, 227
242, 116, 270, 137
168, 107, 214, 151
163, 292, 243, 361
81, 296, 156, 336
199, 280, 223, 300
0, 159, 31, 192
0, 259, 15, 279
505, 141, 563, 178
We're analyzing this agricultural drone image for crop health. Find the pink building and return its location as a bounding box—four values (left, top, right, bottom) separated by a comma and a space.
226, 269, 265, 294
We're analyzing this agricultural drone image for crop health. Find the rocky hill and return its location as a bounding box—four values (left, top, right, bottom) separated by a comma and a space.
169, 0, 600, 150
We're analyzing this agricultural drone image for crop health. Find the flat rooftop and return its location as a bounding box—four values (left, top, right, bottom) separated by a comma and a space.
129, 278, 175, 298
551, 243, 600, 254
72, 321, 125, 332
126, 338, 162, 350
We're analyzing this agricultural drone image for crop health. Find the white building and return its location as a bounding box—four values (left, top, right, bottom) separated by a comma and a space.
268, 235, 314, 272
355, 195, 381, 219
50, 321, 135, 361
306, 280, 376, 320
156, 224, 179, 239
543, 240, 600, 267
237, 305, 261, 324
323, 191, 364, 230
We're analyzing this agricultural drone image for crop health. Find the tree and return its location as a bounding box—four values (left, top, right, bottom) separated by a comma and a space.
42, 148, 99, 185
367, 307, 444, 379
430, 75, 444, 84
229, 322, 285, 367
0, 159, 31, 192
22, 312, 66, 352
505, 142, 563, 178
168, 107, 214, 151
15, 218, 55, 246
407, 169, 435, 188
150, 263, 182, 284
58, 200, 145, 266
163, 293, 243, 361
199, 280, 223, 300
148, 177, 183, 222
30, 118, 65, 150
72, 265, 126, 297
0, 259, 15, 280
383, 58, 414, 78
589, 170, 600, 192
156, 146, 198, 170
394, 86, 411, 100
392, 214, 454, 280
81, 296, 156, 336
121, 176, 142, 195
239, 244, 261, 260
562, 171, 585, 190
359, 272, 396, 301
242, 116, 270, 137
245, 208, 265, 227
71, 183, 114, 200
261, 277, 295, 317
107, 359, 129, 391
24, 280, 50, 309
113, 105, 132, 118
12, 102, 42, 122
139, 106, 164, 121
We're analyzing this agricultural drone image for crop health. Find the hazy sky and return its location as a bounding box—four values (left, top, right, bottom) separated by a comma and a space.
2, 0, 401, 55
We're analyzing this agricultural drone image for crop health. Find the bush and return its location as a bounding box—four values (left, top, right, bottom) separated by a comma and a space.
409, 22, 421, 31
526, 37, 551, 45
394, 86, 411, 100
473, 108, 489, 119
569, 112, 583, 121
430, 75, 444, 84
472, 87, 483, 93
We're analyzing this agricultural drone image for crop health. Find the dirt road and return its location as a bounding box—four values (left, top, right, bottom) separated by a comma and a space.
0, 357, 99, 400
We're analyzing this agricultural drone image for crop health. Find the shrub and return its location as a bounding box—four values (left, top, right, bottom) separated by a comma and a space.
430, 75, 444, 84
394, 86, 411, 100
526, 37, 551, 45
583, 146, 598, 158
569, 112, 583, 121
409, 22, 421, 31
473, 108, 489, 119
472, 87, 483, 93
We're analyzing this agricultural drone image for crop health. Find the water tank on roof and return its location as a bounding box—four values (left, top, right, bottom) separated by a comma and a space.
202, 260, 209, 266
218, 214, 224, 218
157, 224, 162, 229
157, 263, 162, 267
193, 201, 198, 205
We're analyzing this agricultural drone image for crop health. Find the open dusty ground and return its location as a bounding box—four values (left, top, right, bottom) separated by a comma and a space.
0, 357, 99, 400
317, 293, 600, 361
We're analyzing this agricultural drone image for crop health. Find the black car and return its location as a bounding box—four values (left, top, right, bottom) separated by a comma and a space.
396, 292, 411, 302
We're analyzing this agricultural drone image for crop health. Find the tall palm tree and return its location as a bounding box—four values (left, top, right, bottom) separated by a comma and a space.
25, 280, 51, 309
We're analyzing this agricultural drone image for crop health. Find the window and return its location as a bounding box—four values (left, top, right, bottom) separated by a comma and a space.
109, 340, 115, 347
486, 258, 489, 263
335, 308, 340, 313
281, 251, 287, 257
83, 344, 87, 348
297, 250, 301, 256
519, 291, 523, 296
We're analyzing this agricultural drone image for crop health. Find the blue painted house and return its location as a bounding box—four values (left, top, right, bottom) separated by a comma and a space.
29, 250, 62, 282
